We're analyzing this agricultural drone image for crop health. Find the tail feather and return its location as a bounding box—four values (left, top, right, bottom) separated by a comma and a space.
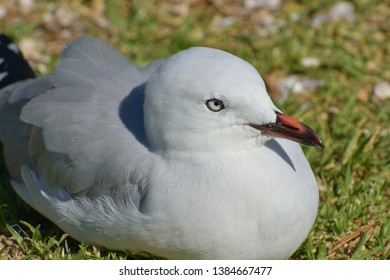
0, 34, 36, 89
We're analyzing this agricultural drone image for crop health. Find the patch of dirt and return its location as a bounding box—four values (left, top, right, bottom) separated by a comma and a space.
0, 234, 25, 260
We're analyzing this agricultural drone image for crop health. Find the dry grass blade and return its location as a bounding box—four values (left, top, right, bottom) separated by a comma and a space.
327, 223, 377, 256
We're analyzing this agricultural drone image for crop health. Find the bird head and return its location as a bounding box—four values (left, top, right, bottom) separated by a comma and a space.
144, 47, 323, 154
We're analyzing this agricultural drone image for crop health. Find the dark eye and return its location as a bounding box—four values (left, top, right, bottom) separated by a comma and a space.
205, 99, 225, 112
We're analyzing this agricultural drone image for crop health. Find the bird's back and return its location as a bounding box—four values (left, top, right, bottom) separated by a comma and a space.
0, 35, 162, 197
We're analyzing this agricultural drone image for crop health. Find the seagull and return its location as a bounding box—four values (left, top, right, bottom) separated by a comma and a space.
0, 34, 324, 259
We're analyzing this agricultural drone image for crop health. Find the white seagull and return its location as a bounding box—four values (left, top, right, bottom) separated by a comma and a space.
0, 35, 324, 259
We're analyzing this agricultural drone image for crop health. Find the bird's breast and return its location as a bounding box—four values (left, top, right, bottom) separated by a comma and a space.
141, 139, 319, 259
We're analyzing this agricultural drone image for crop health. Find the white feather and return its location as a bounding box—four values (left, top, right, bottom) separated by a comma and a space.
0, 37, 320, 259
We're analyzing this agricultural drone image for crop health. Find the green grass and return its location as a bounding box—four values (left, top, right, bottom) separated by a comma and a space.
0, 0, 389, 259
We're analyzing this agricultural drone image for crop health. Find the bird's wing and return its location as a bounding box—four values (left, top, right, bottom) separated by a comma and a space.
1, 36, 163, 196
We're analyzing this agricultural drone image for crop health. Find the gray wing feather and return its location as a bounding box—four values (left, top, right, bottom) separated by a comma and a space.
1, 36, 162, 196
0, 78, 51, 180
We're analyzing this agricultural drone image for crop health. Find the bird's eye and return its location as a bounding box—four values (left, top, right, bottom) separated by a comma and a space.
205, 99, 225, 112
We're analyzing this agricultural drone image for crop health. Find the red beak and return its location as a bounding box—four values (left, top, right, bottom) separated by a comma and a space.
249, 111, 324, 148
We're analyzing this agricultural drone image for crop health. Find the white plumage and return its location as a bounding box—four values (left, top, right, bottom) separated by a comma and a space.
0, 36, 323, 259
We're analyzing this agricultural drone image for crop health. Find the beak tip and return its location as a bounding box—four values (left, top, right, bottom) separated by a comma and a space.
306, 126, 325, 149
311, 133, 325, 149
317, 140, 325, 149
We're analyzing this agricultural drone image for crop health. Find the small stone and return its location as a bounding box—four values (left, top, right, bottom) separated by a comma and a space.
279, 75, 324, 100
256, 13, 284, 33
311, 14, 329, 28
18, 0, 35, 13
280, 75, 305, 95
300, 57, 321, 68
0, 5, 6, 19
19, 37, 43, 62
212, 16, 235, 29
329, 1, 355, 22
258, 13, 276, 27
311, 1, 355, 27
44, 5, 78, 30
373, 82, 390, 100
55, 7, 77, 27
170, 3, 189, 16
244, 0, 281, 11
